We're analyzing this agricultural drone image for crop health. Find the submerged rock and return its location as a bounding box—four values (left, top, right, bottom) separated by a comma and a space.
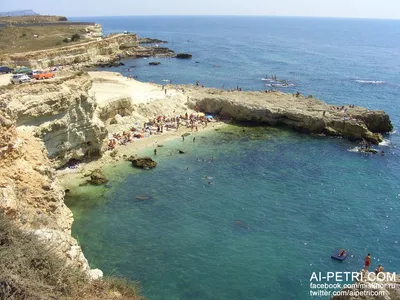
176, 53, 192, 59
87, 169, 108, 185
149, 61, 161, 66
233, 220, 250, 230
135, 195, 152, 201
128, 156, 157, 169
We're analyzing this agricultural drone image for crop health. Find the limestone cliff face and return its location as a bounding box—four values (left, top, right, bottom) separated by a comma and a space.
0, 33, 139, 69
194, 92, 392, 143
0, 115, 101, 279
0, 72, 107, 167
331, 272, 400, 300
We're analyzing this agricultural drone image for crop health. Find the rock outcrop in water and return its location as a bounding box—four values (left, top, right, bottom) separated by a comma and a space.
176, 53, 192, 59
128, 156, 157, 169
87, 169, 108, 185
193, 91, 392, 144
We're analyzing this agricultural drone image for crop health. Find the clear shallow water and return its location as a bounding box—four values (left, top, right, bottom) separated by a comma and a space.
66, 16, 400, 299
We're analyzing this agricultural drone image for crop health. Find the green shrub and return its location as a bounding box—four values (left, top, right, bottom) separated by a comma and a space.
71, 33, 81, 42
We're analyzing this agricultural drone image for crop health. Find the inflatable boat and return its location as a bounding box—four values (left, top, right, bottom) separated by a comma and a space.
331, 249, 348, 261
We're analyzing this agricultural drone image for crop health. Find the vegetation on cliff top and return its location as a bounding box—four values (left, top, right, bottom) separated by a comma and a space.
0, 15, 68, 24
0, 25, 90, 54
0, 212, 145, 300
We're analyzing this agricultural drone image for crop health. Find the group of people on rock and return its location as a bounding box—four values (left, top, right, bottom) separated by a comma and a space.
364, 253, 385, 275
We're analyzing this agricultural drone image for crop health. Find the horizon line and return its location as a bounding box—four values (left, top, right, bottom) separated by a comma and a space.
66, 14, 400, 20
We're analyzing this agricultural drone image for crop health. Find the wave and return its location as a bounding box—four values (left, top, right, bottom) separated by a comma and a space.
264, 83, 295, 88
355, 80, 385, 84
348, 147, 360, 153
379, 139, 391, 146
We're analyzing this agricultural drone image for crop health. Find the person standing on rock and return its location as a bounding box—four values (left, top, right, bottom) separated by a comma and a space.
364, 253, 371, 271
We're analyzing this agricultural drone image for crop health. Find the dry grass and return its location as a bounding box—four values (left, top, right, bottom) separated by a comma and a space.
0, 15, 67, 24
0, 212, 146, 300
0, 25, 91, 53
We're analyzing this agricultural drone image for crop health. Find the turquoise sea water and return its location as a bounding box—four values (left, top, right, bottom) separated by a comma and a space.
66, 17, 400, 299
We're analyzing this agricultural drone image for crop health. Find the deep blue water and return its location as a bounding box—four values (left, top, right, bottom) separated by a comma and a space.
66, 16, 400, 299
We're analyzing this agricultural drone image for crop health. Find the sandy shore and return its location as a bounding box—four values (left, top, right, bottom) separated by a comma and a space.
57, 70, 229, 187
57, 119, 226, 187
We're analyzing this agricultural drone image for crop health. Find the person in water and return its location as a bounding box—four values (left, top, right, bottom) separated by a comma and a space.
375, 265, 384, 274
364, 253, 371, 271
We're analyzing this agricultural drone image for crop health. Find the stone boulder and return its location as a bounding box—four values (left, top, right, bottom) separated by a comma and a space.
176, 53, 192, 59
87, 169, 108, 185
332, 272, 400, 300
149, 62, 161, 66
127, 156, 157, 169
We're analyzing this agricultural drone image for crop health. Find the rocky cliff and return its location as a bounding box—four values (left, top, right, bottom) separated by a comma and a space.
0, 72, 107, 168
331, 272, 400, 300
0, 32, 176, 69
0, 34, 138, 69
0, 113, 102, 279
192, 90, 392, 143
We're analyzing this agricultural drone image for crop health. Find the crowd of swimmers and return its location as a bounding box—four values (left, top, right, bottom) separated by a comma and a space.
107, 111, 214, 151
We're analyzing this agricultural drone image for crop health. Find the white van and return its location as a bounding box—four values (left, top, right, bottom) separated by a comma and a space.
10, 74, 31, 84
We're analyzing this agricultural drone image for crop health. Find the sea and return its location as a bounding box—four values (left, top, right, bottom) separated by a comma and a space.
66, 16, 400, 299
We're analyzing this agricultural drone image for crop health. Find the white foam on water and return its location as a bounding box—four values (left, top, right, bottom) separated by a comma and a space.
355, 80, 385, 84
348, 147, 360, 153
379, 139, 391, 146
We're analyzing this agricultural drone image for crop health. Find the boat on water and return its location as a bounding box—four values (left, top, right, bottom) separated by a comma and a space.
331, 249, 348, 261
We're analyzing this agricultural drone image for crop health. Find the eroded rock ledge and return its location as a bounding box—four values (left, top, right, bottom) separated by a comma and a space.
193, 91, 392, 144
0, 72, 107, 168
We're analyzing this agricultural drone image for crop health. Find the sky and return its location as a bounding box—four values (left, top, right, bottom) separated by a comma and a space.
2, 0, 400, 19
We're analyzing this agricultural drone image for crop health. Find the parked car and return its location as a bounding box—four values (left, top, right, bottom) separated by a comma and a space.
10, 74, 31, 84
0, 66, 14, 74
27, 69, 41, 78
32, 71, 55, 80
13, 67, 32, 74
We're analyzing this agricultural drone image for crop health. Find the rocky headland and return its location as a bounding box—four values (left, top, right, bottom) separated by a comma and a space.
192, 89, 392, 144
0, 30, 175, 69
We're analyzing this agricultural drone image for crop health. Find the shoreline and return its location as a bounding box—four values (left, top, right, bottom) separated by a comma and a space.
58, 119, 227, 189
